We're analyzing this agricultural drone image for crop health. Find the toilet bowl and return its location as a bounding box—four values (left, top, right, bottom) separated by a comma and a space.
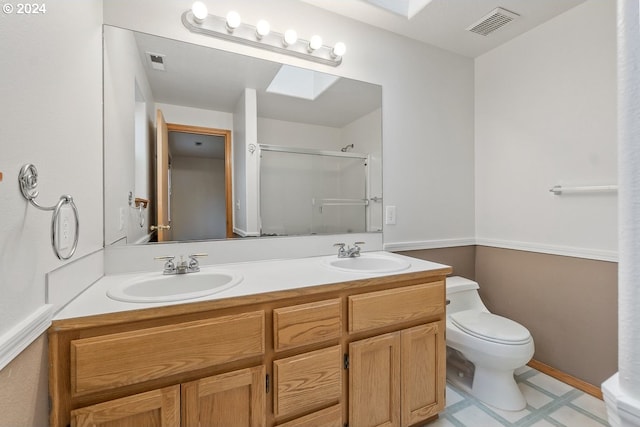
445, 276, 534, 411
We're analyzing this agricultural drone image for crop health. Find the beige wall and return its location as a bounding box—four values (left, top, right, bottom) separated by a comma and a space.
397, 246, 476, 280
401, 245, 618, 387
0, 335, 48, 427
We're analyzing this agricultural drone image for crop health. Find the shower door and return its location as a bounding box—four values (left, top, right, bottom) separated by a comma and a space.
259, 145, 368, 236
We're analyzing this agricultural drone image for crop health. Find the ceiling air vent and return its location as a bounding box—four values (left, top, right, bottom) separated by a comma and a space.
146, 52, 166, 71
466, 7, 520, 36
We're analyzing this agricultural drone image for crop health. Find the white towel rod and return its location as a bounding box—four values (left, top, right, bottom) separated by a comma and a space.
549, 185, 618, 195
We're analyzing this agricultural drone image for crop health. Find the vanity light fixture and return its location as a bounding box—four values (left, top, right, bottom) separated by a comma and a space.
225, 10, 241, 32
283, 29, 298, 47
255, 19, 270, 39
308, 35, 323, 52
191, 1, 208, 23
183, 3, 345, 66
332, 42, 347, 58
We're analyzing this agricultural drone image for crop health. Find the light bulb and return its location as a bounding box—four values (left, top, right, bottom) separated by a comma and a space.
283, 29, 298, 47
256, 19, 270, 39
191, 1, 208, 23
332, 42, 346, 58
308, 35, 323, 52
226, 10, 241, 32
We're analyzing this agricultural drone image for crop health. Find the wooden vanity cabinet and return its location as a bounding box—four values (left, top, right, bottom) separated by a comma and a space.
348, 283, 446, 427
49, 270, 449, 427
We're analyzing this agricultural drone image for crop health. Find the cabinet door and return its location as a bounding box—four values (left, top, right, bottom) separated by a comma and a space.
181, 366, 266, 427
401, 321, 445, 427
349, 332, 401, 427
70, 385, 180, 427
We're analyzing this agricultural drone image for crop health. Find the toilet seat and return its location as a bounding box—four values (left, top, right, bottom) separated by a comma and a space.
450, 310, 531, 345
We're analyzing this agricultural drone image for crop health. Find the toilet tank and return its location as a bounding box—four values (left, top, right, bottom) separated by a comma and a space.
446, 276, 489, 314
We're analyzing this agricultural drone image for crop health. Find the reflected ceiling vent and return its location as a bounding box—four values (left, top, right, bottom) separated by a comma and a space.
146, 52, 166, 71
466, 7, 520, 36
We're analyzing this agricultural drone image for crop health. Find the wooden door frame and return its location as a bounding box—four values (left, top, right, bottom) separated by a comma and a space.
166, 123, 233, 238
156, 110, 172, 242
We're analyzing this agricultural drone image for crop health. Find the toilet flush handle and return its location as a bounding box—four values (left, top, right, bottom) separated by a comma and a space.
446, 299, 451, 305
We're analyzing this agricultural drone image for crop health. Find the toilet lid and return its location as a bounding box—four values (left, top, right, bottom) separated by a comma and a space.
450, 310, 531, 345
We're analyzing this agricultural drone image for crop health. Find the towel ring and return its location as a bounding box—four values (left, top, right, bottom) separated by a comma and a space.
18, 164, 79, 260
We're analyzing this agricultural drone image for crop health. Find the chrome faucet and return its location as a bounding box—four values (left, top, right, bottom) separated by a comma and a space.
154, 253, 208, 274
334, 242, 365, 258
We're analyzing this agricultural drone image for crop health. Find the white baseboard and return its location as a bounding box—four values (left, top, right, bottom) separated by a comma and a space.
0, 304, 53, 371
232, 227, 260, 237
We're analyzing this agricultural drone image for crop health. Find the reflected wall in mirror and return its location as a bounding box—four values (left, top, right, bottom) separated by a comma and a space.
103, 25, 382, 245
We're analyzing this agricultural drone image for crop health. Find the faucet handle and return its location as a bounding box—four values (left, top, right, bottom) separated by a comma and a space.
188, 253, 208, 272
350, 241, 365, 257
154, 255, 176, 274
333, 243, 346, 257
189, 253, 208, 258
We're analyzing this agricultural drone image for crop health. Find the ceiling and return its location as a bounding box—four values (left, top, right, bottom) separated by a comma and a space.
133, 30, 381, 128
169, 132, 225, 159
299, 0, 587, 58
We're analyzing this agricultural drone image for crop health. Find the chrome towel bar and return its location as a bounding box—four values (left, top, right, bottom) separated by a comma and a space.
549, 185, 618, 195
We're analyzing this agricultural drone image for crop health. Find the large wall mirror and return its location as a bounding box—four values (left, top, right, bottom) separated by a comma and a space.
104, 25, 382, 246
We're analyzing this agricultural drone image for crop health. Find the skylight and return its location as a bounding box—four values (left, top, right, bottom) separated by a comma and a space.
266, 65, 339, 101
362, 0, 434, 19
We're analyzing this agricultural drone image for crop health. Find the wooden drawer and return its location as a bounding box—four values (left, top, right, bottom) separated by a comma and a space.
274, 345, 342, 418
71, 311, 265, 396
348, 281, 444, 333
276, 404, 342, 427
273, 298, 342, 351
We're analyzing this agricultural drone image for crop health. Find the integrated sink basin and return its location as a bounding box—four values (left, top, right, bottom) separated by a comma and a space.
323, 253, 411, 273
107, 270, 243, 303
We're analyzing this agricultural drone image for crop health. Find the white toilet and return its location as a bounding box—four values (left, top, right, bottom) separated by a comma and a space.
445, 276, 534, 411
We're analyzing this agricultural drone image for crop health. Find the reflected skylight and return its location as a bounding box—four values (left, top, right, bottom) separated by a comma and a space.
362, 0, 434, 19
266, 65, 340, 101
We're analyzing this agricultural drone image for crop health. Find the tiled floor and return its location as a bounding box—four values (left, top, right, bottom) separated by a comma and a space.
426, 366, 610, 427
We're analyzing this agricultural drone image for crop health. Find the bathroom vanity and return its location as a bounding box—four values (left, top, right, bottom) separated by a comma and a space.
48, 253, 450, 427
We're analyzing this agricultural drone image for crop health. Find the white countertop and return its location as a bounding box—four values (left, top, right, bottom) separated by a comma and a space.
54, 251, 450, 320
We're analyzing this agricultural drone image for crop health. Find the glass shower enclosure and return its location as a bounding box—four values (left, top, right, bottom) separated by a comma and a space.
259, 144, 369, 236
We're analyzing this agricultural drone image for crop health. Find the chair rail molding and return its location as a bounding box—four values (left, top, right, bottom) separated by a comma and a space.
0, 304, 53, 371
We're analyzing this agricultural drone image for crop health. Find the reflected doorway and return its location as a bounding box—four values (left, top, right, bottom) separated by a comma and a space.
162, 123, 233, 240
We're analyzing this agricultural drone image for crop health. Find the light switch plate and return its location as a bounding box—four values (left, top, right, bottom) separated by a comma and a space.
385, 205, 396, 225
57, 206, 72, 251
